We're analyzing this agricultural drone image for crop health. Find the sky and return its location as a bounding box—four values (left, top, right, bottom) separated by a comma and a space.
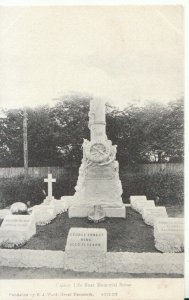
0, 5, 184, 109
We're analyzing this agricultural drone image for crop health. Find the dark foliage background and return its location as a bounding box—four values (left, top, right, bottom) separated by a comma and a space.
0, 171, 183, 209
0, 95, 184, 167
0, 95, 184, 208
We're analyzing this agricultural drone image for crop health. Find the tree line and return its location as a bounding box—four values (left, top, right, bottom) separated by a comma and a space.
0, 95, 184, 167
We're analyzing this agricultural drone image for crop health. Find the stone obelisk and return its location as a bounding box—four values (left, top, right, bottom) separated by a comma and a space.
68, 98, 125, 218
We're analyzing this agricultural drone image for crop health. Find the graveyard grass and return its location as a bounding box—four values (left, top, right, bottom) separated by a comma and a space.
0, 206, 183, 252
0, 205, 183, 279
0, 205, 183, 278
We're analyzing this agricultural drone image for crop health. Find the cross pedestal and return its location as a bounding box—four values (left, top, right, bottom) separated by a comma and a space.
43, 173, 56, 204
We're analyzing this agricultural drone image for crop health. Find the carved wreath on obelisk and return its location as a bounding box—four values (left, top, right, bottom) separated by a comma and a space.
85, 141, 110, 163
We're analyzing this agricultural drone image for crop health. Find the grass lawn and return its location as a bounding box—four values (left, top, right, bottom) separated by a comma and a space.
0, 206, 183, 252
0, 205, 184, 279
21, 208, 157, 252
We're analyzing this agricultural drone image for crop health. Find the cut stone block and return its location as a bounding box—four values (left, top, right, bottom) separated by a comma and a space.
103, 206, 126, 218
69, 206, 92, 218
154, 218, 184, 253
69, 206, 126, 218
130, 195, 147, 209
66, 227, 107, 252
0, 214, 36, 248
142, 206, 168, 226
65, 227, 107, 272
65, 251, 106, 273
134, 200, 155, 213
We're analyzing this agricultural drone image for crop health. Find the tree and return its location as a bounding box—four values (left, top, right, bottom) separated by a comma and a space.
0, 109, 23, 167
50, 94, 91, 165
0, 96, 184, 167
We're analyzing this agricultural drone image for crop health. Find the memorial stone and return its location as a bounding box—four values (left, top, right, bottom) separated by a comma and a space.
65, 228, 107, 272
130, 195, 147, 210
134, 200, 155, 213
154, 218, 184, 253
43, 173, 56, 204
65, 227, 107, 252
67, 98, 125, 218
142, 206, 168, 226
0, 214, 36, 248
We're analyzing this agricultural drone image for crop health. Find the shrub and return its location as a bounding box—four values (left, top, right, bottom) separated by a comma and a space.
0, 171, 183, 209
0, 176, 45, 208
120, 171, 184, 205
0, 174, 78, 209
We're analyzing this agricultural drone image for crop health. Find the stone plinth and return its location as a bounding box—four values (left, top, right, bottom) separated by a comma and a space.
69, 206, 126, 218
154, 218, 184, 253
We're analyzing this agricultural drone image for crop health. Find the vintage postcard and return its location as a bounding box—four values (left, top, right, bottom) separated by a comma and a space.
0, 1, 187, 300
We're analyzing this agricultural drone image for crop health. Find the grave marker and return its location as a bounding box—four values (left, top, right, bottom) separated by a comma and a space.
44, 173, 56, 204
65, 228, 107, 272
0, 214, 36, 248
142, 206, 168, 226
66, 227, 107, 252
154, 218, 184, 253
130, 195, 147, 210
134, 200, 155, 213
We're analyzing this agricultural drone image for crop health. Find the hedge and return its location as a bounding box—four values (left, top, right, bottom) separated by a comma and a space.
0, 174, 78, 209
120, 172, 184, 205
0, 172, 184, 209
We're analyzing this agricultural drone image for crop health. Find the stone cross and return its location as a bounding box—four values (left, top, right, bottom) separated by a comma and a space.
44, 173, 56, 198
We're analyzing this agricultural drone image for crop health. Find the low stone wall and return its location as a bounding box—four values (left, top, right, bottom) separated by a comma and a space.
0, 249, 65, 268
0, 249, 183, 275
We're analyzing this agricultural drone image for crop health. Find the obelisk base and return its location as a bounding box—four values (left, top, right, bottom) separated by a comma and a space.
69, 206, 126, 218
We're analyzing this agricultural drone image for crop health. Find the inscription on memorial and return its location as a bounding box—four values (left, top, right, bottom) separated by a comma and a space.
87, 166, 114, 180
142, 207, 167, 217
65, 228, 107, 252
1, 215, 35, 231
155, 218, 184, 234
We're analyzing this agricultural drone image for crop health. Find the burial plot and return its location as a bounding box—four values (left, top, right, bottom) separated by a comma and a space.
0, 214, 36, 248
142, 207, 168, 226
65, 227, 107, 272
154, 218, 184, 253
